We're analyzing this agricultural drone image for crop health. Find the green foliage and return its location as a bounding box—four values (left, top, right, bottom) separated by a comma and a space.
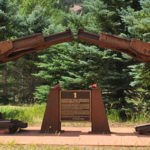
17, 0, 57, 14
121, 0, 150, 114
81, 0, 140, 120
34, 20, 105, 100
34, 40, 103, 100
0, 104, 46, 124
25, 7, 51, 34
60, 43, 103, 89
0, 6, 52, 104
0, 0, 22, 104
107, 109, 121, 122
121, 1, 150, 40
34, 85, 50, 103
82, 0, 137, 34
0, 0, 19, 40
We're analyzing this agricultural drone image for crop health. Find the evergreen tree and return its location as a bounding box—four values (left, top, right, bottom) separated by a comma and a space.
0, 0, 22, 104
34, 7, 105, 103
121, 0, 150, 113
7, 7, 52, 104
34, 27, 104, 103
81, 0, 140, 119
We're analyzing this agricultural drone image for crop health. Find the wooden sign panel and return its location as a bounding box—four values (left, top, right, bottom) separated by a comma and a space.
60, 90, 91, 121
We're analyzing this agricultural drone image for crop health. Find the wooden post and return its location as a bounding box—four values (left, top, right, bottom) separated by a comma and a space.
91, 88, 110, 133
41, 88, 61, 133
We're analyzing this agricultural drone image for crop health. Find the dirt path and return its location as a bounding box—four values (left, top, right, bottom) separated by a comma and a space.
0, 126, 150, 147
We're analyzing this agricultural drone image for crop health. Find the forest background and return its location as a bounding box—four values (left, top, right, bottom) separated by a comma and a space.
0, 0, 150, 122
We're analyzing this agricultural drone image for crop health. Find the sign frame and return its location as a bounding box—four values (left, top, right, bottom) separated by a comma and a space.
60, 90, 91, 122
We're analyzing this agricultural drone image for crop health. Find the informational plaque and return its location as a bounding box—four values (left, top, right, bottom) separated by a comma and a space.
60, 90, 91, 121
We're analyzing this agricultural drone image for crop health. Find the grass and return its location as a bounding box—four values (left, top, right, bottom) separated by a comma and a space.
107, 109, 150, 127
0, 104, 46, 125
0, 104, 149, 126
0, 144, 150, 150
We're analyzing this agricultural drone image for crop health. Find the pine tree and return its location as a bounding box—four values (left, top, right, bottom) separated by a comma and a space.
0, 0, 22, 104
34, 10, 105, 103
121, 0, 150, 113
81, 0, 140, 119
7, 7, 52, 104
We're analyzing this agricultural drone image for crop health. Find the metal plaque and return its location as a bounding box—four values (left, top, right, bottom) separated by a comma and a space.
60, 90, 91, 121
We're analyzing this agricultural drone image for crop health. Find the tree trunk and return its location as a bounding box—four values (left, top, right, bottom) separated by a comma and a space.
2, 69, 7, 96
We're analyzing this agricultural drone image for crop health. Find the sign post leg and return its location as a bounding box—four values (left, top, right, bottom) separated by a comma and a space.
91, 88, 110, 133
41, 88, 61, 133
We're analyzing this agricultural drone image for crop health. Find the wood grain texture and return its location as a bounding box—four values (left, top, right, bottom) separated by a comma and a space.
60, 90, 91, 122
